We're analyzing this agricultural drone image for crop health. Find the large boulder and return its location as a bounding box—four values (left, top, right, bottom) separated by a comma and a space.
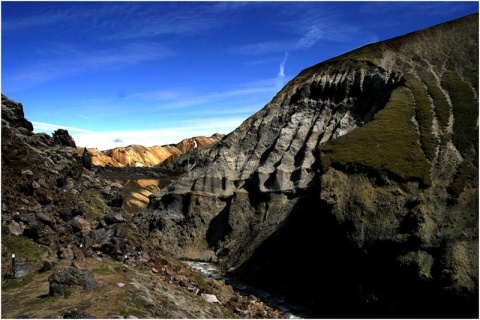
48, 267, 99, 296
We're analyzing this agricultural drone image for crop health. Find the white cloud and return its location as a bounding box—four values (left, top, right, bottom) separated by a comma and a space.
294, 25, 326, 50
71, 117, 245, 151
275, 52, 289, 90
31, 121, 95, 134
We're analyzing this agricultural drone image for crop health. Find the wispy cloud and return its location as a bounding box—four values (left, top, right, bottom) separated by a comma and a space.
294, 24, 327, 50
275, 52, 289, 89
228, 40, 294, 55
228, 3, 377, 56
31, 121, 95, 134
6, 43, 173, 91
130, 83, 277, 112
94, 2, 238, 41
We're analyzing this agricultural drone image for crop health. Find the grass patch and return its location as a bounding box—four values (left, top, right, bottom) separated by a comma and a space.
416, 68, 451, 131
2, 273, 34, 290
95, 265, 114, 274
63, 290, 72, 299
404, 74, 437, 161
448, 161, 478, 198
1, 231, 49, 262
321, 86, 431, 186
327, 42, 383, 65
441, 70, 478, 161
119, 309, 130, 318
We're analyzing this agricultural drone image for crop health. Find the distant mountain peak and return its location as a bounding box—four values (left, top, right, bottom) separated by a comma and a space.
85, 134, 225, 167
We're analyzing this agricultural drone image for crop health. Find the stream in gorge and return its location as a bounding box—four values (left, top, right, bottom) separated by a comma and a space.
114, 175, 314, 318
182, 260, 315, 319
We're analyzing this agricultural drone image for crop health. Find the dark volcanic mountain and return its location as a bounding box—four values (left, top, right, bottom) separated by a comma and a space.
134, 14, 479, 317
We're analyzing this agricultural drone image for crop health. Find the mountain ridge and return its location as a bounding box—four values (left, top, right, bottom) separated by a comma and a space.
82, 133, 224, 167
133, 13, 479, 317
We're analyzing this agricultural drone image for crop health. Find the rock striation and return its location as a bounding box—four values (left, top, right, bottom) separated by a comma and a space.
134, 14, 479, 317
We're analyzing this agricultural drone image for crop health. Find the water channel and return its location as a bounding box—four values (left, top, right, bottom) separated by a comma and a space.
182, 260, 313, 319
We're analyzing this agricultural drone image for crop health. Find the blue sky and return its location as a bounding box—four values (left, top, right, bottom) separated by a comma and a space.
2, 1, 478, 150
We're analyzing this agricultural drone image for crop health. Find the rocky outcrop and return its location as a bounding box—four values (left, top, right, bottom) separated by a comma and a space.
1, 94, 129, 258
134, 14, 478, 317
85, 134, 224, 167
1, 94, 288, 319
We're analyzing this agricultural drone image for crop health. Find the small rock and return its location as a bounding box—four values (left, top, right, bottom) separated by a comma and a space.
104, 212, 125, 224
21, 169, 33, 176
12, 264, 29, 278
8, 221, 24, 236
201, 293, 221, 304
63, 309, 95, 319
72, 216, 92, 231
40, 260, 56, 273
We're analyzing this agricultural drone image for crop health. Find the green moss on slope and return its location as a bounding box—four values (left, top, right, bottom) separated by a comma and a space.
416, 68, 451, 131
441, 70, 478, 161
320, 86, 431, 186
441, 70, 479, 197
327, 42, 384, 65
404, 74, 438, 161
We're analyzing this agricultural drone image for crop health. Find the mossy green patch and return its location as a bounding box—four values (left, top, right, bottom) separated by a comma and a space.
416, 68, 451, 131
321, 86, 431, 186
95, 265, 114, 274
2, 273, 34, 290
441, 70, 478, 162
448, 161, 478, 198
327, 42, 383, 65
1, 232, 49, 290
80, 189, 109, 220
1, 231, 49, 262
404, 74, 437, 161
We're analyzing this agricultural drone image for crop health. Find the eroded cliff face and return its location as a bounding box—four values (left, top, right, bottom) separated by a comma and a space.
133, 14, 478, 317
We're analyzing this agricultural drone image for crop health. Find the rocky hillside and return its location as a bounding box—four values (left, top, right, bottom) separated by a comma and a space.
134, 14, 479, 317
1, 94, 283, 319
85, 134, 224, 167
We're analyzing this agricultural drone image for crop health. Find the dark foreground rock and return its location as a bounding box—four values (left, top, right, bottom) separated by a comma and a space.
49, 267, 99, 296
